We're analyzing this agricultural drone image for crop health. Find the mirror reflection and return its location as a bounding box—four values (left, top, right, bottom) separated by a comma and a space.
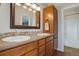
11, 3, 40, 29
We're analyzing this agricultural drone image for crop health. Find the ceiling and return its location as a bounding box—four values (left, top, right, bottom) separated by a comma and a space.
39, 3, 79, 9
52, 3, 79, 8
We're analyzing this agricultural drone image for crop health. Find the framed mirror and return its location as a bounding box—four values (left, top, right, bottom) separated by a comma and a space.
10, 3, 40, 29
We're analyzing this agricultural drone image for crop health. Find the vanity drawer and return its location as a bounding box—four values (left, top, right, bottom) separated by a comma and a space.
46, 40, 54, 48
24, 49, 38, 56
38, 39, 45, 46
46, 36, 53, 42
46, 40, 54, 56
39, 45, 45, 53
0, 41, 38, 56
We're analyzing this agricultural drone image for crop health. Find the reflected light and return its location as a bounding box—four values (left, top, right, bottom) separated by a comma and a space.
23, 6, 27, 9
16, 3, 21, 6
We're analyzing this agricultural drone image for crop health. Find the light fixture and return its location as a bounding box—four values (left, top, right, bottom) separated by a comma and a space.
16, 3, 21, 6
15, 3, 40, 12
36, 6, 40, 11
25, 3, 31, 6
31, 4, 37, 9
28, 8, 32, 11
23, 6, 27, 9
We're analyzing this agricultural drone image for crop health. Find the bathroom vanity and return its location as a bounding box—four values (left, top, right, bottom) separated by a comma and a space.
0, 33, 54, 56
0, 4, 58, 56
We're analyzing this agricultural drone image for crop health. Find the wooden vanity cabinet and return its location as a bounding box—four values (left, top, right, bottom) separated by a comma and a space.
43, 5, 58, 51
39, 45, 45, 56
43, 5, 58, 33
0, 36, 54, 56
38, 39, 45, 56
0, 41, 38, 56
24, 49, 38, 56
43, 5, 54, 33
46, 36, 54, 56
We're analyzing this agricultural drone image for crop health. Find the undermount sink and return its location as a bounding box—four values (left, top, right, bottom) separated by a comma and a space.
1, 36, 31, 42
37, 33, 50, 36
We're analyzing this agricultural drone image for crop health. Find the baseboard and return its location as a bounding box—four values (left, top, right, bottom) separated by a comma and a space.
64, 45, 79, 49
57, 48, 64, 52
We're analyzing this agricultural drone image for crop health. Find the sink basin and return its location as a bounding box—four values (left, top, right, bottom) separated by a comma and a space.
37, 33, 50, 36
1, 36, 31, 42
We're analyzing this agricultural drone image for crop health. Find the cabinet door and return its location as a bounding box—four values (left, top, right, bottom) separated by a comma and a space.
46, 40, 53, 56
0, 41, 38, 56
24, 49, 38, 56
43, 5, 58, 51
38, 39, 45, 46
43, 5, 54, 33
39, 45, 45, 56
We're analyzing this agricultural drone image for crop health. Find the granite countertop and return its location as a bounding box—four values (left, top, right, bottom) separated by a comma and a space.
0, 33, 52, 52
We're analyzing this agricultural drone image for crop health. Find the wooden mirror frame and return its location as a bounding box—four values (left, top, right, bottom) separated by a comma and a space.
10, 3, 40, 29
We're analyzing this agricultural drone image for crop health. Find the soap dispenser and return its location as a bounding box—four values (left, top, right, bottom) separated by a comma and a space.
45, 19, 49, 33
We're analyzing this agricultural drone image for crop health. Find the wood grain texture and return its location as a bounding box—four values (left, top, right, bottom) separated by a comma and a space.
43, 5, 56, 34
24, 49, 38, 56
0, 41, 38, 56
46, 40, 54, 56
64, 46, 79, 56
39, 45, 45, 56
43, 5, 58, 50
0, 36, 55, 56
38, 39, 45, 46
53, 46, 79, 56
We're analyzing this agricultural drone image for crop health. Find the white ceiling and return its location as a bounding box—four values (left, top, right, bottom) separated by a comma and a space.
39, 3, 79, 9
52, 3, 79, 8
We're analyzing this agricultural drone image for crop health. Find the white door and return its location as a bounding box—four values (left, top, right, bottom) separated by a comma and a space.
64, 15, 79, 49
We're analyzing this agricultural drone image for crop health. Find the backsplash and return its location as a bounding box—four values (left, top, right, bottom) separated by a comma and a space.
12, 29, 42, 33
